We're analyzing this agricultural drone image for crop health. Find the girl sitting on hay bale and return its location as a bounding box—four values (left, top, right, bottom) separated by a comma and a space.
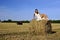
33, 9, 52, 33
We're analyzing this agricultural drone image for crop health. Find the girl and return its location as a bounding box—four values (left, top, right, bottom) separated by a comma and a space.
34, 9, 48, 21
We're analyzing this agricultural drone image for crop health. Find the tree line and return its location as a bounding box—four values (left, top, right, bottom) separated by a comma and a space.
0, 19, 30, 23
0, 19, 60, 23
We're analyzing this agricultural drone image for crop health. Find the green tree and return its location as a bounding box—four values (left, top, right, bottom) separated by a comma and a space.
0, 20, 1, 22
8, 19, 12, 22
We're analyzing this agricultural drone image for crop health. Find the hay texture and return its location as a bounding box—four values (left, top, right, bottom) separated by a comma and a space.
30, 19, 52, 35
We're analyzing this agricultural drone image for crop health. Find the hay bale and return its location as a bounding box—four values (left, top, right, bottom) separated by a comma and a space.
17, 21, 23, 25
45, 21, 52, 33
30, 19, 52, 35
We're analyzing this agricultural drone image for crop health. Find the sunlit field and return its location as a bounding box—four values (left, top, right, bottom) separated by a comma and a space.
0, 22, 60, 40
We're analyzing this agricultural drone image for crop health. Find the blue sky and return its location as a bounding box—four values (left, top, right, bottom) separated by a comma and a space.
0, 0, 60, 21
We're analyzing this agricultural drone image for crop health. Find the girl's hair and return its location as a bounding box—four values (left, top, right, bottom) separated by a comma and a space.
35, 9, 38, 11
35, 9, 39, 14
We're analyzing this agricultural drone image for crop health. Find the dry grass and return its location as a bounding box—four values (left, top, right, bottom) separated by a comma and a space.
0, 21, 60, 40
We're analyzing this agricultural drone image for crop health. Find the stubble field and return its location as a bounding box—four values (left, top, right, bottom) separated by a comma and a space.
0, 22, 60, 40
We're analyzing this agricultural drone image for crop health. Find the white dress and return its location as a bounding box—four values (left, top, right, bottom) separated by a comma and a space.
34, 13, 42, 21
34, 13, 49, 21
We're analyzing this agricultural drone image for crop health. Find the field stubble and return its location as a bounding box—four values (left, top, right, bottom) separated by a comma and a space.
0, 21, 60, 40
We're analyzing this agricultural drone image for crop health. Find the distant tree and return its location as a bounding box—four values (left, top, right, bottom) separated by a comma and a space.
8, 19, 12, 22
0, 20, 1, 22
21, 20, 30, 23
49, 20, 60, 23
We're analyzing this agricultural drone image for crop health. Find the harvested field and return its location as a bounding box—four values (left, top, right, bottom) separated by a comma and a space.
0, 22, 60, 40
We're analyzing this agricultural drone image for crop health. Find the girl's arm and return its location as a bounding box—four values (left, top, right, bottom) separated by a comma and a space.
33, 14, 35, 20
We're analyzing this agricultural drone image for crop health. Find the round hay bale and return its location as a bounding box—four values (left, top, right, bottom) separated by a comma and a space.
30, 19, 52, 35
45, 21, 52, 33
17, 21, 23, 25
